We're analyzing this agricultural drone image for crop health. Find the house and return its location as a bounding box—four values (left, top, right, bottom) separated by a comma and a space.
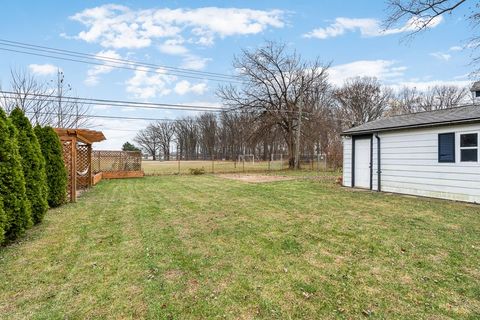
341, 105, 480, 203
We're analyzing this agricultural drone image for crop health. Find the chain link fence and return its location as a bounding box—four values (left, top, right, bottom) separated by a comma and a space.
142, 154, 341, 176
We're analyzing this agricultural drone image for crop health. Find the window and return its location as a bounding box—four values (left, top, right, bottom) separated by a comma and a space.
460, 133, 478, 162
438, 133, 455, 163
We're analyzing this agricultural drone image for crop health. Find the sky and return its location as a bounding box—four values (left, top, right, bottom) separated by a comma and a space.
0, 0, 476, 149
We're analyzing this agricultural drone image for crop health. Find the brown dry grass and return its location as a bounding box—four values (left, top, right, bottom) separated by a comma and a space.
217, 173, 295, 183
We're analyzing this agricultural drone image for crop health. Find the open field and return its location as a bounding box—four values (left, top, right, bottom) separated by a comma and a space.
142, 159, 326, 175
0, 174, 479, 319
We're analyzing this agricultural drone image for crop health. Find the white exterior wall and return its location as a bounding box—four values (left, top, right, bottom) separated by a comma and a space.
378, 123, 480, 203
342, 136, 352, 187
371, 136, 378, 191
343, 123, 480, 203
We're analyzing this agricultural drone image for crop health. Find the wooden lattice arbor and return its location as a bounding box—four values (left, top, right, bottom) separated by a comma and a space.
54, 128, 106, 202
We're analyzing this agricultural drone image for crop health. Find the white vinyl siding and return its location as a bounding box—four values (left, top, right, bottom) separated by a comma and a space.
342, 137, 352, 187
371, 136, 378, 191
377, 123, 480, 203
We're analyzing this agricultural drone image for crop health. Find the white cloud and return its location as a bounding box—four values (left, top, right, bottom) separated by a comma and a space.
174, 80, 207, 95
85, 50, 123, 86
453, 73, 469, 80
329, 60, 471, 93
304, 16, 443, 39
90, 118, 148, 150
125, 67, 175, 99
70, 5, 285, 49
329, 60, 407, 86
389, 79, 472, 92
158, 38, 211, 70
304, 18, 379, 39
28, 64, 59, 76
180, 55, 211, 70
449, 45, 463, 51
430, 52, 451, 61
158, 38, 189, 55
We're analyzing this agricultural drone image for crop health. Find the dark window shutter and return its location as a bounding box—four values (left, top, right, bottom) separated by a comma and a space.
438, 133, 455, 163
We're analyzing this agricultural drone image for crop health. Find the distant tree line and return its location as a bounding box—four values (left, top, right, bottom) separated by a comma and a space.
135, 41, 471, 168
135, 109, 342, 166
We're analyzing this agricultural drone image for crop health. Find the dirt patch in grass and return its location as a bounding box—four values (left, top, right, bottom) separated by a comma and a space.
164, 269, 184, 281
217, 174, 294, 183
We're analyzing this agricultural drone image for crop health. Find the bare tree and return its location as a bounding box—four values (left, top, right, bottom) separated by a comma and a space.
153, 121, 175, 160
0, 68, 90, 128
389, 85, 469, 115
134, 124, 159, 160
384, 0, 468, 34
418, 85, 469, 110
1, 69, 54, 125
335, 77, 392, 128
197, 113, 217, 159
217, 41, 330, 168
51, 70, 91, 128
383, 1, 480, 74
175, 117, 198, 160
217, 111, 254, 160
387, 86, 422, 116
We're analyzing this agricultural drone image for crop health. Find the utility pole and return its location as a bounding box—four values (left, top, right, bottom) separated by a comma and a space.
294, 95, 303, 170
57, 70, 62, 128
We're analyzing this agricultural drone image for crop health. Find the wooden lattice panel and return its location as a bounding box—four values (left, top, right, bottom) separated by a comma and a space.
61, 140, 73, 201
92, 151, 142, 173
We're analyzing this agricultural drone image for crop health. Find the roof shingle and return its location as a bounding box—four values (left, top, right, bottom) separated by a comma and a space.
342, 105, 480, 135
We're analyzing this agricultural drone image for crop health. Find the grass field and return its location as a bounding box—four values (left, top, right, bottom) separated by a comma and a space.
0, 174, 479, 319
142, 159, 326, 175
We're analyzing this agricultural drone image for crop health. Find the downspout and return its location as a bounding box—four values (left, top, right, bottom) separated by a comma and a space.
375, 133, 381, 192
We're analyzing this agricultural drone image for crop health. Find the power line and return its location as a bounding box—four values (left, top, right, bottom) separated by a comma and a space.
25, 111, 182, 122
1, 91, 311, 115
0, 41, 244, 84
0, 90, 228, 112
0, 39, 239, 80
0, 46, 243, 84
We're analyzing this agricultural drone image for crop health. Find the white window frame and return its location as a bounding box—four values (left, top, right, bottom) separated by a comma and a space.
458, 131, 479, 163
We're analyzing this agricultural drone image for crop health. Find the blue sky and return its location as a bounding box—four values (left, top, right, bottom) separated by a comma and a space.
0, 1, 475, 149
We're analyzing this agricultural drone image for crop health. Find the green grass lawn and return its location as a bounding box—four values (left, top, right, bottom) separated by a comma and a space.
0, 175, 479, 319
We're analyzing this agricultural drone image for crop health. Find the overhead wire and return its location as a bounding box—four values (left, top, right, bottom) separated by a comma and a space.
1, 91, 312, 115
0, 38, 239, 80
0, 90, 228, 112
0, 40, 244, 84
25, 111, 184, 122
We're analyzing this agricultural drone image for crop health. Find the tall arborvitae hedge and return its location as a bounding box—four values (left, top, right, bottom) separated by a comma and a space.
0, 197, 5, 244
34, 126, 67, 207
10, 108, 49, 224
0, 108, 31, 243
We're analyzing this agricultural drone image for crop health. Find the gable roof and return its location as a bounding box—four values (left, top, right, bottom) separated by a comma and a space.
342, 105, 480, 135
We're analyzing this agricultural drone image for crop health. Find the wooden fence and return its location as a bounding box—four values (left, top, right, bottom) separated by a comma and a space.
92, 150, 143, 179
